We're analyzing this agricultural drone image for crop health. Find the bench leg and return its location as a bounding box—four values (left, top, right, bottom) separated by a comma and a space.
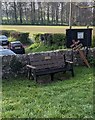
34, 75, 37, 82
63, 70, 66, 74
71, 69, 74, 77
28, 68, 31, 80
70, 64, 74, 77
50, 73, 54, 81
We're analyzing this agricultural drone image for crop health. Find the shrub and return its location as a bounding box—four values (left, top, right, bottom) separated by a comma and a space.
1, 30, 10, 37
33, 33, 66, 47
1, 30, 15, 37
8, 36, 17, 42
33, 33, 42, 43
92, 36, 95, 47
10, 31, 20, 39
51, 45, 59, 50
52, 33, 66, 46
88, 55, 95, 66
18, 33, 30, 44
2, 30, 30, 44
10, 32, 30, 44
29, 43, 40, 50
3, 30, 30, 44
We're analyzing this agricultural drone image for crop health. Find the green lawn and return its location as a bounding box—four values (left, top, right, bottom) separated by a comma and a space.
0, 25, 93, 37
2, 67, 93, 118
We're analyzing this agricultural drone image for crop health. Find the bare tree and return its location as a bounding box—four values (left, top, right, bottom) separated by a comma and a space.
93, 1, 95, 25
18, 2, 23, 24
1, 1, 93, 26
5, 2, 9, 23
47, 2, 50, 24
13, 2, 17, 23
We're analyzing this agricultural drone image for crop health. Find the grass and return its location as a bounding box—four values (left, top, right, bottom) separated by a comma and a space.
2, 66, 93, 118
25, 43, 65, 53
0, 25, 93, 37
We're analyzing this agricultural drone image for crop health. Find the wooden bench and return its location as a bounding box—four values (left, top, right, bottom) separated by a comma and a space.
27, 52, 74, 82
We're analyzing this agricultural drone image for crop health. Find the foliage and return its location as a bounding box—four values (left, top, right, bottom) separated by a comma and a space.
2, 67, 93, 118
33, 33, 66, 47
10, 31, 30, 44
10, 57, 23, 74
1, 2, 93, 26
28, 43, 40, 50
2, 30, 15, 37
18, 33, 30, 44
26, 43, 65, 53
92, 35, 95, 47
88, 55, 95, 66
8, 36, 17, 42
52, 33, 66, 46
33, 33, 42, 43
2, 30, 30, 44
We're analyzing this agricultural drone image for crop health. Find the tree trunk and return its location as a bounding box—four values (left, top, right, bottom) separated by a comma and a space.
40, 3, 43, 24
25, 7, 28, 24
93, 2, 95, 26
47, 2, 50, 24
5, 2, 9, 23
33, 2, 36, 24
19, 2, 23, 24
55, 2, 59, 25
13, 2, 17, 24
61, 2, 64, 25
38, 2, 41, 24
0, 2, 2, 24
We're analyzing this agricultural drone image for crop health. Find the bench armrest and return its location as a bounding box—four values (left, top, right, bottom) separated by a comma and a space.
27, 65, 36, 69
66, 60, 73, 64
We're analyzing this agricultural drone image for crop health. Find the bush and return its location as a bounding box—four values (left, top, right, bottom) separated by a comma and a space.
27, 42, 65, 53
29, 43, 40, 50
1, 30, 15, 37
10, 31, 20, 38
18, 32, 30, 44
10, 32, 30, 44
8, 36, 17, 42
2, 30, 30, 44
52, 33, 66, 46
88, 55, 95, 66
92, 36, 95, 47
33, 33, 66, 47
33, 33, 42, 43
50, 45, 59, 50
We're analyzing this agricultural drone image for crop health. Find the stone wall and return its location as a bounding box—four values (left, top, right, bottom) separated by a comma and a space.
2, 48, 95, 79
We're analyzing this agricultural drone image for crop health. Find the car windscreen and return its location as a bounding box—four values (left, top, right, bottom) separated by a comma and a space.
11, 43, 21, 47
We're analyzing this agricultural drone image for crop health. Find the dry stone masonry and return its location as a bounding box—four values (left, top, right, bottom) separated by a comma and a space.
2, 48, 95, 79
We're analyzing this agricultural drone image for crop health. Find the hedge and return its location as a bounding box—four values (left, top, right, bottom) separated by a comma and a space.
33, 33, 66, 47
1, 30, 30, 44
10, 32, 29, 44
1, 30, 15, 37
92, 35, 95, 47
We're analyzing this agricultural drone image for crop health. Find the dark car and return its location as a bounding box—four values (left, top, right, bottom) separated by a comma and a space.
0, 35, 9, 46
0, 49, 16, 56
9, 41, 25, 54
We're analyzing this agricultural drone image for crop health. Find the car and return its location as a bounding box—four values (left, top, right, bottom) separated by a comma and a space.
0, 45, 3, 49
0, 35, 9, 46
0, 49, 16, 56
9, 41, 25, 54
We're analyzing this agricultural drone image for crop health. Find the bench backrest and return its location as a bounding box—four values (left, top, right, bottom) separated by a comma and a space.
28, 52, 66, 69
